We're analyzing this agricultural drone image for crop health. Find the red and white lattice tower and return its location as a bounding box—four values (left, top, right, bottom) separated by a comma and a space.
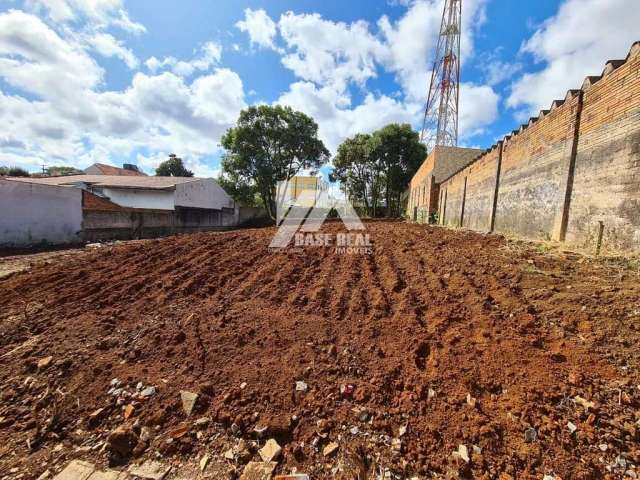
420, 0, 462, 151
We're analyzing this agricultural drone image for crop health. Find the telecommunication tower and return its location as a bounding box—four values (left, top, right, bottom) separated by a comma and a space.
420, 0, 462, 151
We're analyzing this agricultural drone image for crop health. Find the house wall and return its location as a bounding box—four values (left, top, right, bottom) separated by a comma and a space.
0, 179, 82, 246
175, 179, 235, 211
99, 187, 175, 210
434, 42, 640, 254
82, 207, 237, 242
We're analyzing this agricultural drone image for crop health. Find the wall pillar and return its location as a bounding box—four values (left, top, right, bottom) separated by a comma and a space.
489, 141, 503, 233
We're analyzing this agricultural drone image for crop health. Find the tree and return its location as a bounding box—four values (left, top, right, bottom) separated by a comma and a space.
331, 133, 380, 217
155, 154, 194, 177
217, 173, 260, 207
370, 124, 426, 217
0, 166, 30, 177
45, 166, 84, 176
221, 105, 330, 220
332, 124, 426, 218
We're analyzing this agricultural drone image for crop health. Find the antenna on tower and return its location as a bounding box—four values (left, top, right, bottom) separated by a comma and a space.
420, 0, 462, 152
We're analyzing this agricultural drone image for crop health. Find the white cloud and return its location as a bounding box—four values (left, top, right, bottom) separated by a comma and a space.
278, 12, 386, 92
0, 10, 102, 101
507, 0, 640, 113
144, 41, 222, 77
236, 8, 278, 50
459, 83, 499, 138
89, 32, 138, 69
277, 81, 419, 152
25, 0, 146, 33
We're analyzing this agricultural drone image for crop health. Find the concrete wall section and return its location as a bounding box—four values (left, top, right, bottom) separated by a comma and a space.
441, 173, 466, 227
494, 93, 581, 241
175, 179, 234, 211
461, 146, 500, 232
566, 51, 640, 252
99, 187, 175, 210
0, 179, 82, 246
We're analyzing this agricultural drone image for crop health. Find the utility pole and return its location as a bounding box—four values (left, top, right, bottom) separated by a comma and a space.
420, 0, 462, 152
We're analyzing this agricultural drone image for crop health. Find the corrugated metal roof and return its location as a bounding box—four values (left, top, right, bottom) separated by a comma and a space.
7, 175, 202, 190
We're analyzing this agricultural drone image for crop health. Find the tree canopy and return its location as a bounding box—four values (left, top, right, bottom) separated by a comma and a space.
221, 105, 330, 219
0, 166, 30, 177
332, 124, 426, 217
155, 154, 194, 177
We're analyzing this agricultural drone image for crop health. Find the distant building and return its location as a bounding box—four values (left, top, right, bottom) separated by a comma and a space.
0, 175, 248, 245
84, 163, 147, 176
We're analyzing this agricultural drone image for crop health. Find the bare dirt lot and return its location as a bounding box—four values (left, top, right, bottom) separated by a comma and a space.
1, 221, 639, 480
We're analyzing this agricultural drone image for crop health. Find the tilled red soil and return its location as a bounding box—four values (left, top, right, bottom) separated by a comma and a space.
1, 221, 639, 480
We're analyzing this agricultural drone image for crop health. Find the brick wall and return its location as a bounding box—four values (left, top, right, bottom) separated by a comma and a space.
429, 41, 640, 254
461, 145, 500, 232
566, 49, 640, 252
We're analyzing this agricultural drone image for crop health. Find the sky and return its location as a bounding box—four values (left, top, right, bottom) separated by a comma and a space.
0, 0, 638, 177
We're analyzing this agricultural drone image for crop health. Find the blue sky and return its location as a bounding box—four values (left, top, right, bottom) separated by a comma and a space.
0, 0, 638, 176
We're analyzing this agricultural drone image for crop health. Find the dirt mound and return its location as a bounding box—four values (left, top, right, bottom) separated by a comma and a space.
1, 222, 639, 479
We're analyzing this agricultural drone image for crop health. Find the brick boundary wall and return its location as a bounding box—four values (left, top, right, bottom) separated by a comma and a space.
435, 41, 640, 254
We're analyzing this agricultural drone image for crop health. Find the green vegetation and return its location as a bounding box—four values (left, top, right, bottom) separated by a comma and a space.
221, 105, 329, 220
331, 123, 426, 218
155, 154, 194, 177
0, 166, 31, 177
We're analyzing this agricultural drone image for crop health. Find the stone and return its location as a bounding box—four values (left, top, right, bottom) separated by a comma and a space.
199, 454, 210, 472
38, 356, 53, 369
398, 425, 407, 437
323, 442, 339, 457
239, 462, 277, 480
391, 438, 402, 452
295, 381, 308, 392
106, 425, 138, 456
36, 470, 51, 480
259, 439, 282, 462
140, 386, 156, 398
458, 444, 470, 463
52, 460, 95, 480
224, 448, 235, 460
194, 417, 211, 428
567, 421, 578, 434
128, 461, 171, 480
180, 391, 198, 416
524, 427, 537, 443
466, 393, 476, 408
275, 476, 310, 480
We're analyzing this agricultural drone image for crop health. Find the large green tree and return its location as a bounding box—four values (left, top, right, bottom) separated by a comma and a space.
371, 123, 426, 217
332, 124, 426, 218
156, 154, 194, 177
221, 105, 329, 220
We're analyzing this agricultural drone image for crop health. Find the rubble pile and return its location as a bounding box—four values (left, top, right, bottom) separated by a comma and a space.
1, 222, 639, 479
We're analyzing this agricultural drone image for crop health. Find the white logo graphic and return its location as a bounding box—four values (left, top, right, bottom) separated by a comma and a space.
269, 178, 370, 253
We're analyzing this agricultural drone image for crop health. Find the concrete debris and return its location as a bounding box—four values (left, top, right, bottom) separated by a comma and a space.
295, 381, 308, 392
398, 424, 407, 437
458, 444, 470, 463
239, 461, 277, 480
140, 386, 156, 398
36, 470, 51, 480
323, 442, 339, 457
274, 475, 310, 480
524, 427, 537, 443
567, 421, 578, 434
466, 393, 477, 408
199, 454, 210, 472
52, 461, 95, 480
259, 438, 282, 462
128, 461, 171, 480
194, 416, 211, 428
179, 390, 198, 416
574, 395, 596, 410
38, 356, 53, 369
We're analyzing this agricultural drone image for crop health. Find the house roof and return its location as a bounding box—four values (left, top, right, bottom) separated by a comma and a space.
7, 175, 203, 191
86, 163, 147, 176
